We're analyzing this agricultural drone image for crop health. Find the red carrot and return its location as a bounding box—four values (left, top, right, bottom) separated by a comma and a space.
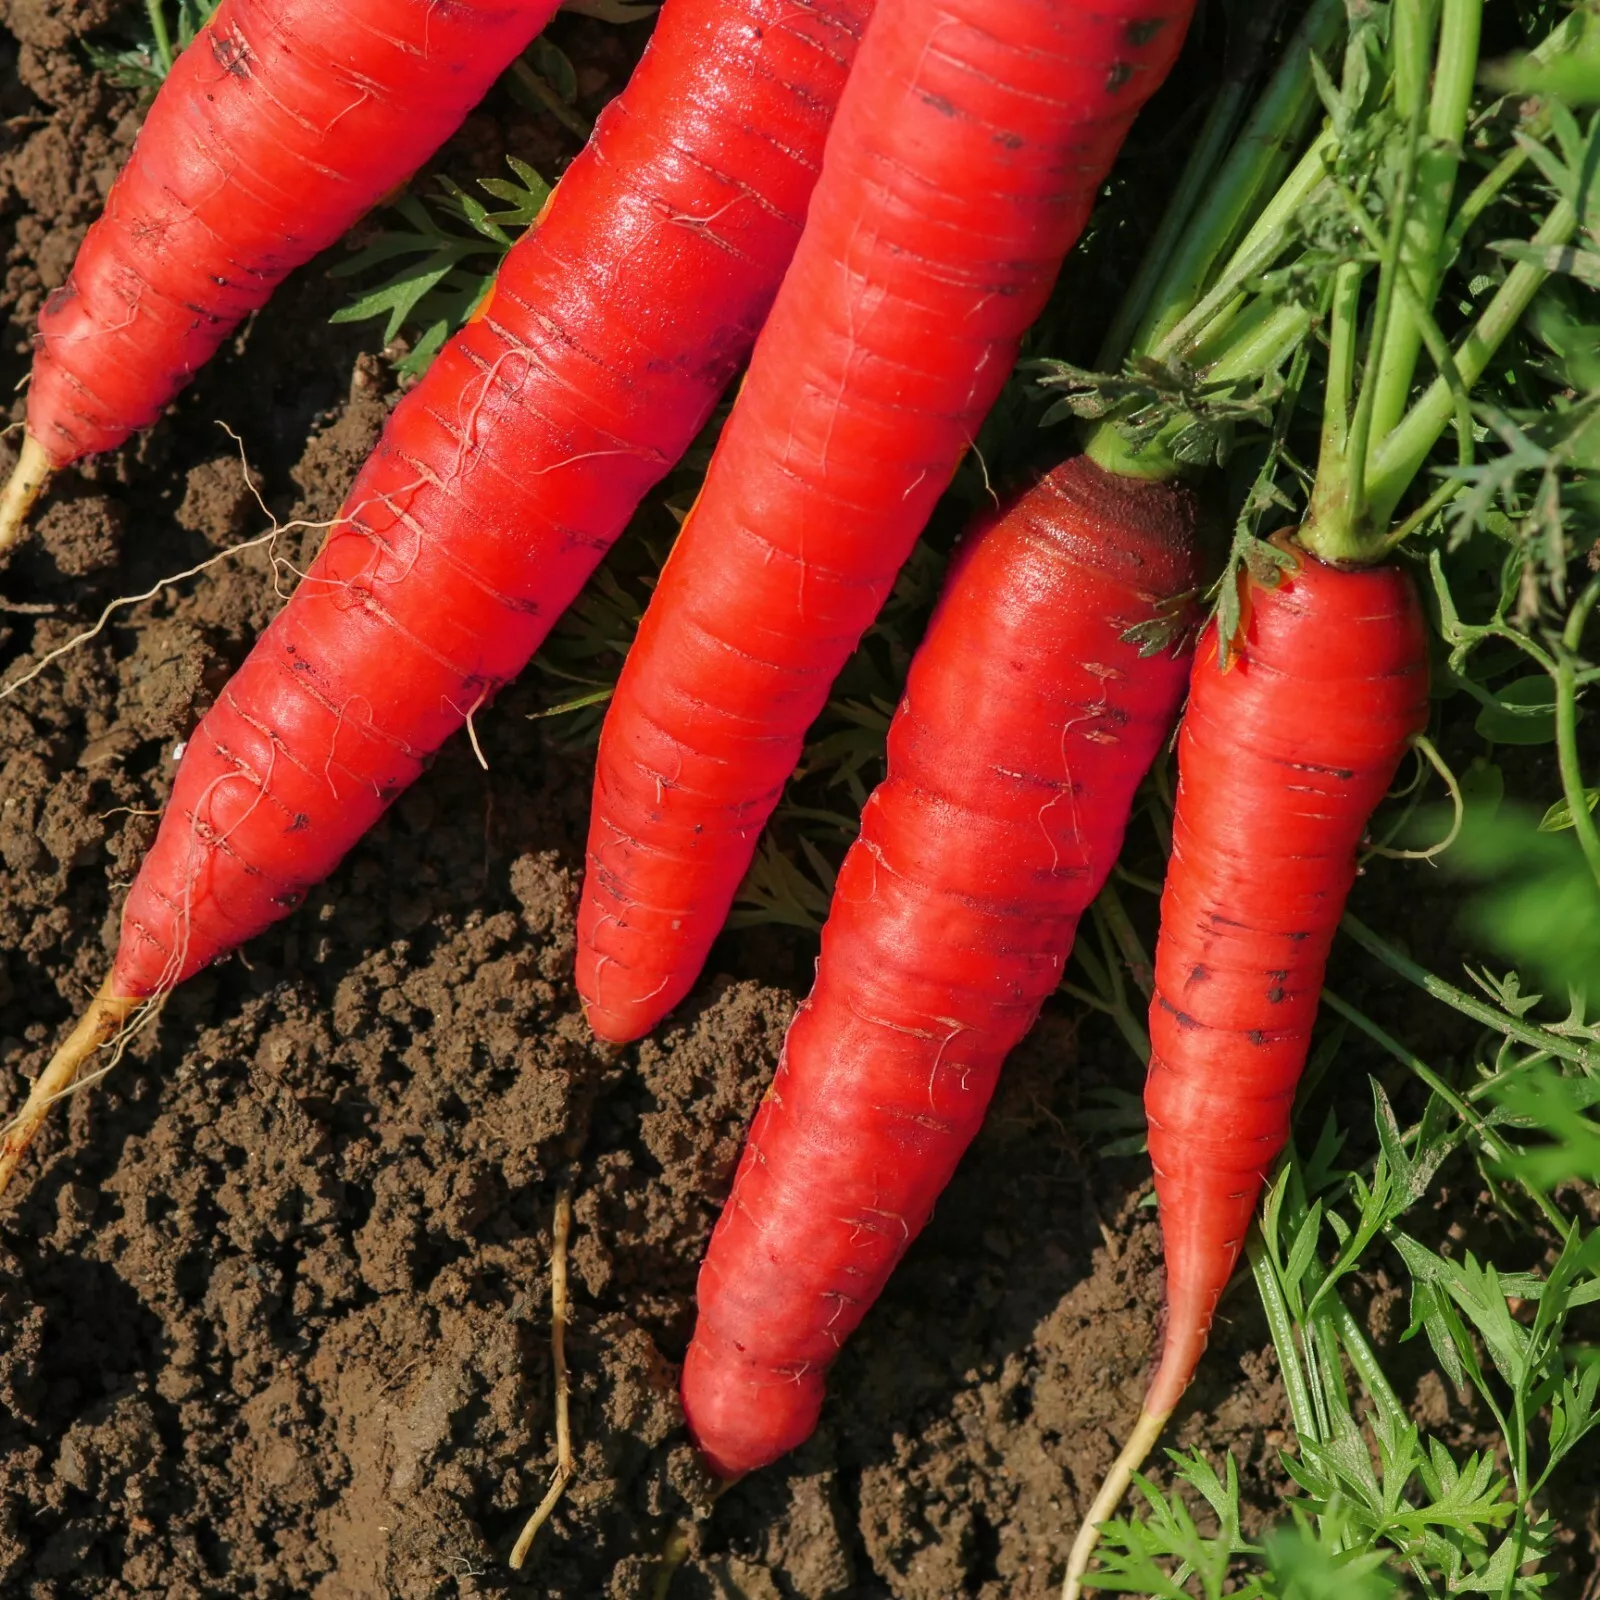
682, 458, 1200, 1477
0, 0, 873, 1196
1063, 546, 1429, 1594
575, 0, 1198, 1045
1058, 3, 1557, 1576
0, 0, 562, 552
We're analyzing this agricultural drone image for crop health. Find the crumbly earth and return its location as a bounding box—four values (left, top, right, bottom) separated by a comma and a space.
0, 5, 1596, 1598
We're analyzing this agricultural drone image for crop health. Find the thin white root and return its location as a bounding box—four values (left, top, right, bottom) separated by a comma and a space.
1062, 1408, 1171, 1600
509, 1180, 576, 1568
0, 433, 53, 558
0, 976, 141, 1199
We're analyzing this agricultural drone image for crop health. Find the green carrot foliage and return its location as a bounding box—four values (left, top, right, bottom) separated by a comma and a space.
330, 159, 552, 377
83, 0, 220, 90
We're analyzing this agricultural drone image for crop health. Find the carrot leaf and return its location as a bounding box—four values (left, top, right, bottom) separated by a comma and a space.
330, 159, 551, 375
83, 0, 219, 91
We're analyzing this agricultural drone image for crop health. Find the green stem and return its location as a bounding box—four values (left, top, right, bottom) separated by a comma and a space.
1093, 3, 1288, 376
1094, 96, 1242, 370
1556, 576, 1600, 893
1333, 169, 1482, 463
1438, 144, 1530, 271
1342, 94, 1426, 541
1121, 0, 1346, 364
1312, 1302, 1352, 1419
1083, 421, 1178, 482
1367, 198, 1579, 530
1097, 881, 1154, 1001
508, 59, 593, 140
1153, 130, 1335, 367
1196, 299, 1315, 383
1085, 2, 1346, 477
1339, 912, 1599, 1070
1304, 0, 1474, 569
1248, 1230, 1322, 1443
1374, 466, 1465, 556
1303, 261, 1367, 558
1114, 864, 1164, 898
146, 0, 174, 74
1365, 0, 1483, 452
1327, 1294, 1407, 1422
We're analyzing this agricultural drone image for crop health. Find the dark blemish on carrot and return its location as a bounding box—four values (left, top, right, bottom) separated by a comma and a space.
210, 31, 252, 79
1209, 911, 1247, 928
1126, 18, 1168, 45
1106, 61, 1134, 93
993, 130, 1025, 150
1157, 996, 1200, 1030
1248, 1029, 1268, 1047
1188, 963, 1210, 985
288, 814, 311, 832
1266, 984, 1286, 1003
919, 91, 958, 117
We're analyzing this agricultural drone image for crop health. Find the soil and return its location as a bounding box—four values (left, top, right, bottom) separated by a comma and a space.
0, 5, 1595, 1599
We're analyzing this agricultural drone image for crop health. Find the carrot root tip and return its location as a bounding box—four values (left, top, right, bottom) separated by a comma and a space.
649, 1475, 736, 1600
1062, 1406, 1172, 1600
0, 976, 142, 1199
0, 434, 53, 558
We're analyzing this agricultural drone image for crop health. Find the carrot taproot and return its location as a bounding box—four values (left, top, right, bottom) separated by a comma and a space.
0, 0, 873, 1198
0, 0, 563, 553
575, 0, 1199, 1045
1062, 542, 1429, 1595
681, 457, 1201, 1478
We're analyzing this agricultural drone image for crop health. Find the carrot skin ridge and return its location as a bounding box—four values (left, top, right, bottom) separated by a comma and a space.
108, 0, 875, 1001
576, 0, 1200, 1045
28, 0, 565, 470
1141, 547, 1430, 1420
681, 457, 1202, 1479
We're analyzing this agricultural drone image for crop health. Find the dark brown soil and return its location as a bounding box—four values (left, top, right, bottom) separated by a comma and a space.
0, 6, 1594, 1599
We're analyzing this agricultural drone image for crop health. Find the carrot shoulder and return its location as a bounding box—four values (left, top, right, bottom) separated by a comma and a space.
2, 0, 562, 548
576, 0, 1199, 1044
683, 458, 1201, 1478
